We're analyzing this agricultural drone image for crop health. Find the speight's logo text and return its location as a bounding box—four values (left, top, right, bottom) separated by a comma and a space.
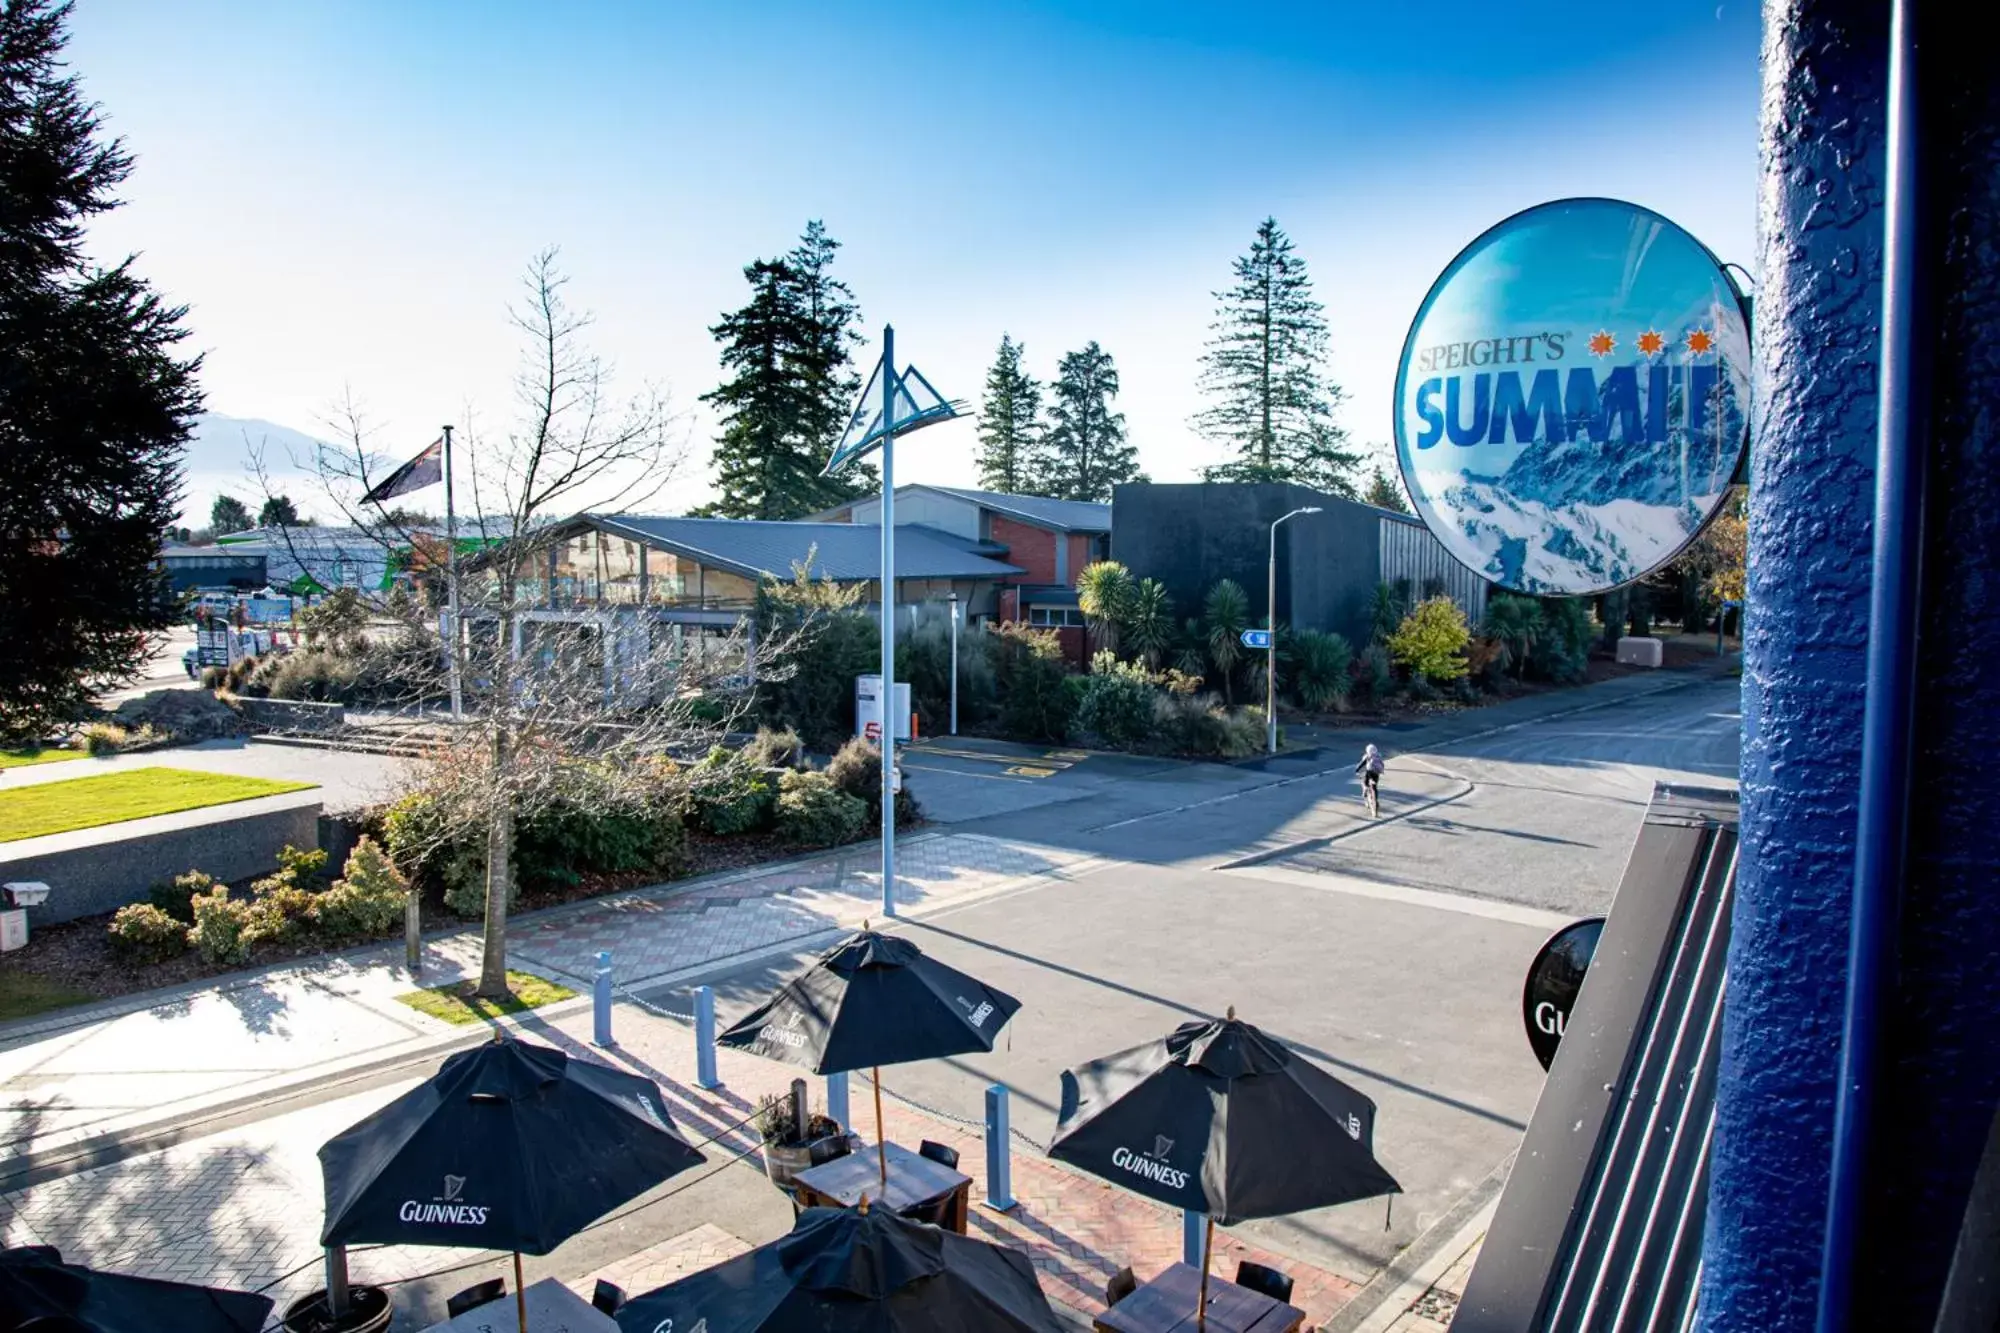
399, 1174, 489, 1226
1111, 1136, 1190, 1191
1410, 327, 1725, 449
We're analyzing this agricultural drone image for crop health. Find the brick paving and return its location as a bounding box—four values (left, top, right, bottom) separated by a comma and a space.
565, 1222, 753, 1301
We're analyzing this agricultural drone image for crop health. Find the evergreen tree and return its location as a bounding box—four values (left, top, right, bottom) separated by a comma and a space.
1363, 466, 1409, 513
257, 494, 300, 527
1193, 217, 1360, 495
1036, 342, 1139, 503
0, 0, 201, 742
210, 494, 252, 533
975, 334, 1042, 494
701, 222, 873, 519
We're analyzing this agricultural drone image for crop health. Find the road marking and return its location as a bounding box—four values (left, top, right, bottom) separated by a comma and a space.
1044, 749, 1090, 761
908, 744, 1078, 771
1221, 863, 1573, 931
1004, 765, 1057, 778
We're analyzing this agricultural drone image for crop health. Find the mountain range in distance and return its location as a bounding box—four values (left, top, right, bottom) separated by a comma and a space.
176, 411, 335, 526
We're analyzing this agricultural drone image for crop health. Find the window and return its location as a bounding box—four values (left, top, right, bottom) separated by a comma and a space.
1027, 606, 1084, 628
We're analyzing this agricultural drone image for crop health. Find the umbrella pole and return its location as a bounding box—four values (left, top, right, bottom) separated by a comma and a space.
874, 1065, 889, 1186
513, 1251, 527, 1333
1197, 1214, 1215, 1326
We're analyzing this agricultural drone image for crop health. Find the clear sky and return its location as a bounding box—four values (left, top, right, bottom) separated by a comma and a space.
67, 0, 1761, 516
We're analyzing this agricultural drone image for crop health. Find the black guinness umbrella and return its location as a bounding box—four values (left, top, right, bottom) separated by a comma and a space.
1, 1246, 273, 1333
719, 928, 1020, 1183
613, 1203, 1064, 1333
319, 1035, 704, 1332
1048, 1010, 1400, 1321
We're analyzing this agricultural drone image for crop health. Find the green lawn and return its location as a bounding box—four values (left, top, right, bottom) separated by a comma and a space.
394, 972, 577, 1026
0, 972, 96, 1023
0, 747, 87, 770
0, 767, 316, 842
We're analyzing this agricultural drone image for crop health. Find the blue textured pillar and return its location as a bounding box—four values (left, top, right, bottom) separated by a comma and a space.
1703, 3, 2000, 1328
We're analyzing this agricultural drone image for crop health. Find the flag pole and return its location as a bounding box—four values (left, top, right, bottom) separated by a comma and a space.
442, 423, 463, 723
879, 325, 897, 919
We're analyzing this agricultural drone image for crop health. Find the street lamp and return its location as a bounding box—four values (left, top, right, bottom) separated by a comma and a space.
1268, 507, 1323, 755
947, 592, 961, 736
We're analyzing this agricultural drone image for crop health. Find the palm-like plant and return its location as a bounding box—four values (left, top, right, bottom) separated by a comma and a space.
1369, 581, 1406, 645
1172, 617, 1208, 680
1290, 628, 1355, 711
1203, 578, 1251, 703
1482, 593, 1544, 679
1124, 578, 1174, 668
1075, 560, 1137, 658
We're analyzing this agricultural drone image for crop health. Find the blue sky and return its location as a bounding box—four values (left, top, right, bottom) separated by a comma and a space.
67, 1, 1761, 516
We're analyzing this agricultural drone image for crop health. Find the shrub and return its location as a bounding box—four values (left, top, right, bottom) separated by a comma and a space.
1074, 659, 1157, 748
150, 869, 216, 924
1124, 578, 1175, 668
275, 843, 330, 889
243, 882, 318, 950
897, 603, 999, 735
1482, 594, 1544, 680
742, 727, 805, 770
258, 650, 361, 703
755, 566, 878, 750
991, 622, 1074, 743
81, 722, 129, 755
691, 748, 777, 836
1152, 693, 1263, 758
187, 885, 252, 965
200, 664, 228, 690
1530, 597, 1593, 683
108, 903, 190, 964
382, 791, 489, 913
1203, 580, 1251, 703
317, 837, 411, 943
774, 770, 869, 848
1369, 582, 1407, 645
1388, 596, 1471, 683
826, 736, 921, 825
1289, 630, 1354, 712
1355, 643, 1395, 705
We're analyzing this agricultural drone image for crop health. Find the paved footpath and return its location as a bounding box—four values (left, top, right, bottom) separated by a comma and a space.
1, 919, 1366, 1328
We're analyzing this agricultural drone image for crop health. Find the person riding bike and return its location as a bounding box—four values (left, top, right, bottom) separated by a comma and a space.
1355, 743, 1385, 810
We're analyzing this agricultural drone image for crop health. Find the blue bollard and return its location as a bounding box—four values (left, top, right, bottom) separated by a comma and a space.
1183, 1209, 1206, 1266
694, 985, 720, 1090
826, 1071, 850, 1130
983, 1084, 1016, 1211
592, 951, 613, 1048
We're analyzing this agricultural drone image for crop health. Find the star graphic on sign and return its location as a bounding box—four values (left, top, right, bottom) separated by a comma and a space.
1588, 330, 1616, 357
1685, 327, 1716, 355
1636, 330, 1666, 358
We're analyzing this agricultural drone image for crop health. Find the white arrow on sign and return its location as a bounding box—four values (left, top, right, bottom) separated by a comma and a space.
1240, 629, 1272, 649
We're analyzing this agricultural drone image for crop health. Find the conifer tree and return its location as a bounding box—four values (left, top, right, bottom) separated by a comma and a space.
975, 334, 1042, 494
1364, 466, 1410, 513
210, 494, 253, 534
1036, 342, 1139, 503
1193, 217, 1360, 495
0, 0, 201, 742
702, 221, 872, 518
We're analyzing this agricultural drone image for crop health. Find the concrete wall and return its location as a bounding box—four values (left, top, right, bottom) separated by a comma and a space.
0, 793, 323, 926
234, 697, 347, 732
847, 490, 979, 539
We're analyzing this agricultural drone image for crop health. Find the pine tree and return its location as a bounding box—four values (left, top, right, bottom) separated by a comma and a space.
257, 494, 300, 527
210, 494, 252, 533
1036, 342, 1139, 503
1364, 466, 1409, 513
0, 0, 202, 742
975, 334, 1042, 494
1193, 217, 1361, 495
702, 222, 871, 518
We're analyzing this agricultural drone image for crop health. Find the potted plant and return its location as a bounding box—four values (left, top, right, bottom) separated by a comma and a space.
756, 1094, 851, 1191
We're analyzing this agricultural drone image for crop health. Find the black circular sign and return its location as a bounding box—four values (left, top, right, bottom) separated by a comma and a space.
1522, 917, 1604, 1070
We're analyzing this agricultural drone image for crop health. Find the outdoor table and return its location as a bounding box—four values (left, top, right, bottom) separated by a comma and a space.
791, 1139, 974, 1234
419, 1275, 617, 1333
1092, 1262, 1307, 1333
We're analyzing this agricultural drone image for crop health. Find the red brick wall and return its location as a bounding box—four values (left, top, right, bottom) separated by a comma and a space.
1067, 533, 1098, 579
990, 515, 1059, 585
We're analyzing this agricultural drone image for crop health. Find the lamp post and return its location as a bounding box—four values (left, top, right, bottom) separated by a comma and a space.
1267, 507, 1322, 755
947, 592, 961, 736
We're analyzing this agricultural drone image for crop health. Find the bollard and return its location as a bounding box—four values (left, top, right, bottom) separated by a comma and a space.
826, 1071, 850, 1131
695, 985, 720, 1089
1183, 1209, 1206, 1266
404, 888, 421, 978
592, 951, 613, 1048
983, 1083, 1016, 1211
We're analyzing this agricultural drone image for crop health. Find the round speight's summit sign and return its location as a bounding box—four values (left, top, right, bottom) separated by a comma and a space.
1394, 198, 1750, 597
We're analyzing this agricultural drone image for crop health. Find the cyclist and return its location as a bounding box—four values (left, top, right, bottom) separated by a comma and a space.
1355, 743, 1385, 813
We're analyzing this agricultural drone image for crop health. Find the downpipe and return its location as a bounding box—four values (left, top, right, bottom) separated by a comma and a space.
1815, 2, 1928, 1327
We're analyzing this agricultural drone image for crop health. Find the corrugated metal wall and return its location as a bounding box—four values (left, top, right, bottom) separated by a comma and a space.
1377, 515, 1489, 624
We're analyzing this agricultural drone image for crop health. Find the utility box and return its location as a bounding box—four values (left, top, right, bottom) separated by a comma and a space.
854, 675, 913, 742
1617, 636, 1665, 668
0, 909, 26, 953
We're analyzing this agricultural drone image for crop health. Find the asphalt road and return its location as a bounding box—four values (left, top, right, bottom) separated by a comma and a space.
669, 671, 1744, 1288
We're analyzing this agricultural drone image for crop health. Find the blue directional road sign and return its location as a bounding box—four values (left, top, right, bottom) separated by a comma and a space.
1240, 629, 1272, 650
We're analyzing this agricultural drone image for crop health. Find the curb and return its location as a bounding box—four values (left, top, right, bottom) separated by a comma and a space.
1319, 1152, 1512, 1333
